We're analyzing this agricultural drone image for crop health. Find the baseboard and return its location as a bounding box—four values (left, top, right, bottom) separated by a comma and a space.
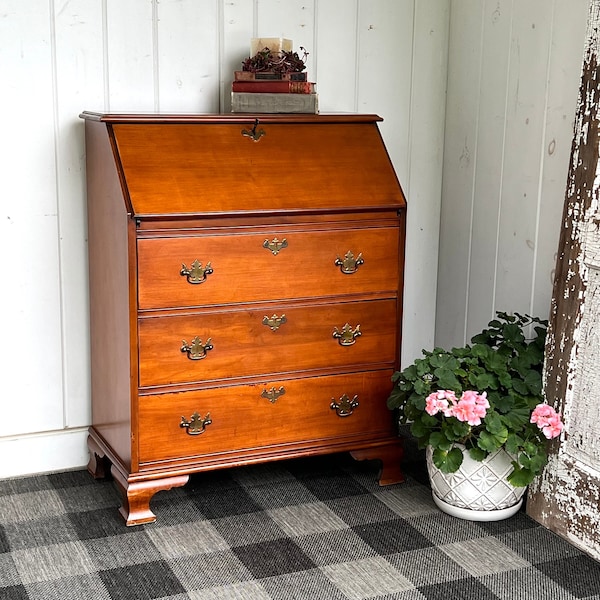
0, 428, 89, 479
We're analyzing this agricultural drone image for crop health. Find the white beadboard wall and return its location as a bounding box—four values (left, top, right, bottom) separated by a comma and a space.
0, 0, 449, 477
0, 0, 587, 478
436, 0, 589, 347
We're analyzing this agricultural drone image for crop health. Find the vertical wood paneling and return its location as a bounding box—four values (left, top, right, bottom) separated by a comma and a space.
221, 0, 254, 112
356, 0, 413, 184
532, 0, 588, 318
315, 0, 359, 112
436, 0, 484, 347
106, 0, 155, 111
466, 0, 512, 336
53, 0, 105, 427
401, 0, 450, 364
0, 1, 64, 437
157, 0, 220, 112
437, 0, 588, 349
494, 0, 553, 316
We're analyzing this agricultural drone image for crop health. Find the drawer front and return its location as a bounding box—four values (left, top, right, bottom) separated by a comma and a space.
138, 299, 398, 387
137, 226, 400, 310
138, 370, 396, 465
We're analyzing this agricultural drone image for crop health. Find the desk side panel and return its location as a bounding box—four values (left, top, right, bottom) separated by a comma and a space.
85, 120, 135, 470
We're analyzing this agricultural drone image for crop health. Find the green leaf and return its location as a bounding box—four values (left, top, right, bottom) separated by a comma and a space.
524, 370, 543, 395
413, 379, 430, 395
399, 364, 418, 381
494, 394, 515, 413
507, 463, 534, 487
430, 353, 460, 370
432, 447, 463, 473
449, 420, 471, 439
483, 410, 505, 435
512, 379, 528, 395
474, 372, 498, 390
501, 408, 530, 430
502, 322, 525, 344
477, 429, 508, 452
429, 431, 452, 452
470, 344, 490, 358
415, 360, 432, 377
468, 446, 487, 462
504, 433, 523, 454
435, 369, 461, 390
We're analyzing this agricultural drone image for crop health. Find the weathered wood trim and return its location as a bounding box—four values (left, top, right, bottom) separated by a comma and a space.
527, 0, 600, 561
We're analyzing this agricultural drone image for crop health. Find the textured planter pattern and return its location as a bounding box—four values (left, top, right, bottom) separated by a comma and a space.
426, 445, 527, 511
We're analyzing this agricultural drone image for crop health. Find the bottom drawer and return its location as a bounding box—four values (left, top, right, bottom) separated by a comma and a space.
138, 370, 395, 465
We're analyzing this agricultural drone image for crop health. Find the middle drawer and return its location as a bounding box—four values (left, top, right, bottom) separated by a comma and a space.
138, 298, 398, 388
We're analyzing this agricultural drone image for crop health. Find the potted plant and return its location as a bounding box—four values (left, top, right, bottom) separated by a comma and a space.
387, 312, 563, 520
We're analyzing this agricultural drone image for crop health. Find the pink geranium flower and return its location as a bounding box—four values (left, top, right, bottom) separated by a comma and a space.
531, 403, 564, 439
450, 391, 489, 426
425, 390, 454, 416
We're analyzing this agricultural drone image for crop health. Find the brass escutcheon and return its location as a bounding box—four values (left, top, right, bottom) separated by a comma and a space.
261, 386, 286, 404
330, 394, 359, 417
180, 259, 213, 284
263, 238, 288, 255
180, 412, 212, 435
262, 314, 287, 331
335, 250, 364, 274
241, 118, 266, 142
181, 336, 213, 360
332, 323, 362, 346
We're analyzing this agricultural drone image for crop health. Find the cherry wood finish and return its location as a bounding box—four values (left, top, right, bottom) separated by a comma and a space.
82, 112, 407, 525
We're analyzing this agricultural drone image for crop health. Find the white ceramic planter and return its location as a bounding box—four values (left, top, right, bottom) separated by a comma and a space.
426, 445, 527, 521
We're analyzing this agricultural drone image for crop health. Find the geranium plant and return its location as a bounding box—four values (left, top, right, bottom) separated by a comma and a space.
387, 312, 563, 487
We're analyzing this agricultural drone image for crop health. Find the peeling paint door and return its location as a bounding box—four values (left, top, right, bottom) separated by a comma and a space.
527, 0, 600, 561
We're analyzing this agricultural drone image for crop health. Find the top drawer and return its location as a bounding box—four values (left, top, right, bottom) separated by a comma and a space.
111, 122, 405, 216
137, 225, 400, 310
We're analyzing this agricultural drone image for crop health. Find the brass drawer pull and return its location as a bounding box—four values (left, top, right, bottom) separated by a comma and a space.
181, 336, 213, 360
335, 251, 364, 274
332, 323, 362, 346
262, 314, 287, 331
261, 386, 286, 403
330, 394, 359, 417
263, 238, 288, 255
180, 259, 213, 284
180, 412, 212, 435
241, 119, 266, 142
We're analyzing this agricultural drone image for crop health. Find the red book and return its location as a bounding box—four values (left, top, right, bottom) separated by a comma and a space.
231, 80, 316, 94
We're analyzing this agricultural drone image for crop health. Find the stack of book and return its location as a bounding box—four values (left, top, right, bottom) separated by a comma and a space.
231, 41, 318, 114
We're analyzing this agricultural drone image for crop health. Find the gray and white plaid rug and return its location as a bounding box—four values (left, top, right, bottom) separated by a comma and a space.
1, 452, 599, 599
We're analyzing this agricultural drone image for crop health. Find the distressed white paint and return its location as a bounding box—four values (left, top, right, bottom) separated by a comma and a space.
436, 0, 589, 346
0, 0, 449, 477
565, 267, 600, 468
527, 0, 600, 560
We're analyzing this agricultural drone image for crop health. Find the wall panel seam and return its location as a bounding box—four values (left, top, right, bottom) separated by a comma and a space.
152, 0, 160, 111
493, 0, 516, 318
218, 0, 224, 113
530, 0, 557, 317
102, 0, 109, 110
405, 0, 417, 199
49, 0, 68, 430
464, 0, 486, 344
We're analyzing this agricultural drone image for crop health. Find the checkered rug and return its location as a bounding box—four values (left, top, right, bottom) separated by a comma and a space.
1, 452, 599, 600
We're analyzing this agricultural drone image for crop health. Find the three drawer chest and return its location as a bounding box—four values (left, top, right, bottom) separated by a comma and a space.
81, 112, 407, 525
